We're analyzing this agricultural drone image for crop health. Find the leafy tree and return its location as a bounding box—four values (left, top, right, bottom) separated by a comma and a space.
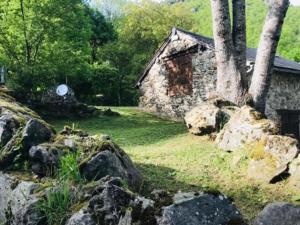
96, 0, 196, 105
0, 0, 92, 97
85, 6, 117, 62
0, 0, 117, 102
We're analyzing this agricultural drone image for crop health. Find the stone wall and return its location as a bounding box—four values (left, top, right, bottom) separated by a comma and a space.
139, 32, 217, 119
265, 73, 300, 121
139, 31, 300, 122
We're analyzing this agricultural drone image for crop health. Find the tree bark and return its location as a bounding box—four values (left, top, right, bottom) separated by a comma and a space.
249, 0, 290, 113
232, 0, 247, 88
210, 0, 244, 105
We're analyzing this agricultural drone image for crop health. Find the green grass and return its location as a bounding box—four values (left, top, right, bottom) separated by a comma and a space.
48, 107, 186, 147
47, 107, 299, 222
37, 182, 75, 225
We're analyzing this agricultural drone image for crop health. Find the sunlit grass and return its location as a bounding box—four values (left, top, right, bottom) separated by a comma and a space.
48, 107, 186, 147
47, 107, 299, 221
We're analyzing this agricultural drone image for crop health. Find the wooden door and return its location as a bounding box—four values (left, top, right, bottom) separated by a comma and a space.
165, 54, 193, 97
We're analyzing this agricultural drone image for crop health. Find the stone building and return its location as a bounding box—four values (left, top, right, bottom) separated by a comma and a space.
136, 28, 300, 139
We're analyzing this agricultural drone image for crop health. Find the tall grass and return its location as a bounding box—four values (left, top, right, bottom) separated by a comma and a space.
37, 182, 74, 225
59, 152, 82, 184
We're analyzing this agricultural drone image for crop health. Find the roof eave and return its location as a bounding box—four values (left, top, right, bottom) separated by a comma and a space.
273, 67, 300, 75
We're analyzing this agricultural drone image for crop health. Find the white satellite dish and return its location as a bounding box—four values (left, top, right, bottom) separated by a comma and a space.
56, 84, 69, 96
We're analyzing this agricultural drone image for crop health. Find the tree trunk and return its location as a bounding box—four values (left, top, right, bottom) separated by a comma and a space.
249, 0, 290, 113
232, 0, 247, 88
210, 0, 244, 105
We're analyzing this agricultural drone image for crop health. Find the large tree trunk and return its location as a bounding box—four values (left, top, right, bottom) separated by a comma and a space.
210, 0, 244, 105
249, 0, 290, 113
232, 0, 247, 88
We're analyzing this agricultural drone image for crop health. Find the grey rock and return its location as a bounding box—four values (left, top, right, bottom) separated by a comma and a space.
86, 180, 135, 225
254, 202, 300, 225
29, 144, 62, 176
80, 150, 128, 181
8, 181, 42, 225
79, 142, 142, 191
22, 119, 53, 150
72, 177, 156, 225
0, 119, 54, 170
66, 210, 96, 225
0, 172, 16, 223
158, 193, 245, 225
0, 114, 19, 146
63, 138, 77, 150
118, 210, 132, 225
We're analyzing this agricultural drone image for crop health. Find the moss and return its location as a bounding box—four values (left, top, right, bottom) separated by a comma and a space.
78, 140, 112, 167
247, 140, 276, 168
69, 201, 88, 213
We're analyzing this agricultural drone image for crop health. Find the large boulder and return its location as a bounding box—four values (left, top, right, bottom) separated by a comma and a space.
253, 202, 300, 225
247, 135, 299, 183
0, 173, 44, 225
216, 106, 279, 151
8, 181, 43, 225
184, 98, 237, 135
22, 119, 53, 150
157, 192, 245, 225
79, 141, 143, 191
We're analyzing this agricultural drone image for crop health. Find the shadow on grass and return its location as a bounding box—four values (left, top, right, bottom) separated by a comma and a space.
47, 108, 187, 147
135, 162, 278, 221
136, 163, 218, 196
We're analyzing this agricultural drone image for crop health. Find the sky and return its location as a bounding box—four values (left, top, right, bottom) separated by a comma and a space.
291, 0, 300, 6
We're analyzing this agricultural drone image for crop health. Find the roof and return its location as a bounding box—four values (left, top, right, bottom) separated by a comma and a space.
136, 28, 300, 87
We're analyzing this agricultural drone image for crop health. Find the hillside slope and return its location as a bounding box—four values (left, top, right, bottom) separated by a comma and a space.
186, 0, 300, 62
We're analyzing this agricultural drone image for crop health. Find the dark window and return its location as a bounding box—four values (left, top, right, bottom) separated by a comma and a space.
278, 110, 300, 140
165, 54, 193, 96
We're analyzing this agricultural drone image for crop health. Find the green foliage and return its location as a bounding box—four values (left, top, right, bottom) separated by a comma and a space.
0, 0, 116, 100
0, 0, 299, 105
37, 182, 74, 225
186, 0, 300, 62
59, 153, 82, 184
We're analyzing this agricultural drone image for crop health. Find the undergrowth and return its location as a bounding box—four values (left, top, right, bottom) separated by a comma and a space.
59, 152, 82, 184
37, 182, 75, 225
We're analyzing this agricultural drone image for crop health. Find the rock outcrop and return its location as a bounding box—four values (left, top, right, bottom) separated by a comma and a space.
0, 172, 43, 225
214, 105, 300, 183
0, 92, 55, 170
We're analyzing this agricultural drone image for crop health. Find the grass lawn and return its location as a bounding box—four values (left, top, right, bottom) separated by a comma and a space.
47, 107, 299, 221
